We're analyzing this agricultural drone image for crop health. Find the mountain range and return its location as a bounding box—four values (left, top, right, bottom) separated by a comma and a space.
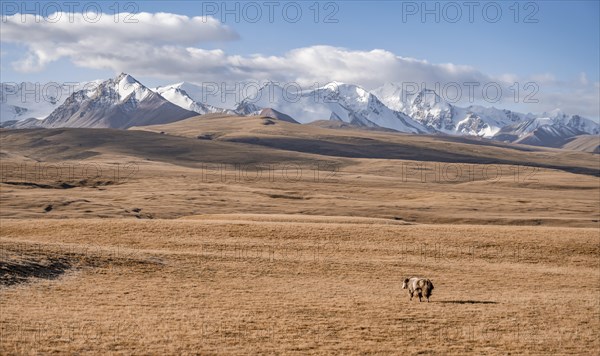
234, 82, 429, 133
0, 81, 102, 124
1, 73, 598, 150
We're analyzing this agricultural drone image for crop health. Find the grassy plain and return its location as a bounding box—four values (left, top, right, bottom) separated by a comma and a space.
1, 116, 598, 354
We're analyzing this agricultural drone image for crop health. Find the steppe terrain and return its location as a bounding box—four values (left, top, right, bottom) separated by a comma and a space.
1, 115, 599, 354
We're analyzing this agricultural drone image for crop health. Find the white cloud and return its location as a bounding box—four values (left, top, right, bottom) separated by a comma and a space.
1, 12, 239, 72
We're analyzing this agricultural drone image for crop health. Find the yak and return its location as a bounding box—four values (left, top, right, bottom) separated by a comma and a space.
402, 277, 434, 302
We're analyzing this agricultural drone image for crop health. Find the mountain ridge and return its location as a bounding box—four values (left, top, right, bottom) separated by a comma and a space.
3, 73, 598, 150
7, 73, 198, 129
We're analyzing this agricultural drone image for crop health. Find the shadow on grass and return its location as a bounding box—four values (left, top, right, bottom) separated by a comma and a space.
435, 300, 498, 304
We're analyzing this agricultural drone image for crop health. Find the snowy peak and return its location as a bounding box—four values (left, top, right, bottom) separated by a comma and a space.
370, 82, 407, 112
320, 82, 369, 100
492, 113, 599, 147
1, 82, 73, 123
542, 108, 567, 120
154, 82, 230, 115
536, 110, 599, 135
372, 85, 455, 132
69, 73, 154, 109
411, 89, 444, 107
4, 74, 598, 150
495, 112, 599, 140
566, 115, 600, 134
19, 73, 197, 129
235, 81, 429, 133
110, 72, 152, 103
514, 124, 586, 148
155, 87, 223, 115
316, 82, 371, 106
372, 84, 549, 137
406, 89, 454, 131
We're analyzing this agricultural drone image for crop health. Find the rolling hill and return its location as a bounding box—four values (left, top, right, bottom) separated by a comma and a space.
1, 115, 598, 226
131, 114, 600, 176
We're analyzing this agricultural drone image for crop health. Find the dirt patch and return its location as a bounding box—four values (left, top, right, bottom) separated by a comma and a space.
267, 193, 306, 200
3, 179, 117, 189
0, 241, 165, 287
0, 257, 71, 286
196, 133, 216, 140
2, 181, 75, 189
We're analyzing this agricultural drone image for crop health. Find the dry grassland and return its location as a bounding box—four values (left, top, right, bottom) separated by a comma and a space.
1, 121, 599, 354
1, 216, 599, 354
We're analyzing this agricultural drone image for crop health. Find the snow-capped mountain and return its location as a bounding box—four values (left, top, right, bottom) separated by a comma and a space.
4, 74, 597, 150
372, 83, 533, 137
153, 83, 231, 115
371, 82, 599, 144
538, 109, 599, 135
14, 73, 198, 129
405, 89, 454, 132
493, 113, 599, 145
517, 125, 587, 148
499, 123, 587, 148
370, 82, 411, 113
0, 81, 100, 123
235, 82, 430, 133
450, 106, 533, 137
7, 117, 44, 129
494, 117, 559, 142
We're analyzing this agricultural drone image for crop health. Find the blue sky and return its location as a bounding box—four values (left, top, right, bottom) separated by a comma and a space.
1, 1, 599, 117
137, 0, 600, 80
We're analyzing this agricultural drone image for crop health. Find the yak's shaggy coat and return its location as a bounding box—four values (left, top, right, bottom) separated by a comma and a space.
402, 277, 434, 302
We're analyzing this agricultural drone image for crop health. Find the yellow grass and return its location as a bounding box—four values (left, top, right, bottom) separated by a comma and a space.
1, 120, 599, 354
1, 217, 599, 354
